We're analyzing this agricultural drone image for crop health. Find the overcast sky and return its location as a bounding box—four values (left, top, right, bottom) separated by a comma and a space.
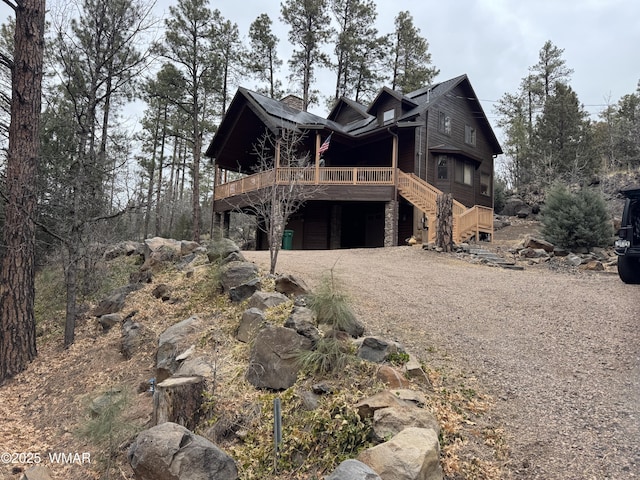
2, 0, 639, 140
167, 0, 637, 135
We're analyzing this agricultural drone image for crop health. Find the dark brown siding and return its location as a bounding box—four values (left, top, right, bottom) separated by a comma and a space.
425, 84, 495, 207
397, 129, 416, 172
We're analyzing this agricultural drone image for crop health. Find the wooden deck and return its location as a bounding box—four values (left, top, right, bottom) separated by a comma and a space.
214, 167, 395, 200
214, 167, 493, 243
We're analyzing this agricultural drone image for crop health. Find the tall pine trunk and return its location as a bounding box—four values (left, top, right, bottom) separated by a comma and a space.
0, 0, 45, 382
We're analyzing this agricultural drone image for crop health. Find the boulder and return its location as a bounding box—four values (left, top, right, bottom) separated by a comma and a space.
275, 274, 309, 296
180, 240, 201, 256
144, 237, 182, 258
246, 325, 313, 390
356, 336, 405, 364
376, 365, 409, 388
97, 313, 122, 332
357, 427, 442, 480
519, 247, 549, 259
128, 422, 238, 480
502, 196, 525, 216
284, 307, 321, 343
355, 390, 411, 419
220, 251, 245, 265
92, 284, 140, 317
228, 278, 262, 303
237, 308, 266, 343
326, 459, 382, 480
152, 284, 171, 301
20, 466, 54, 480
103, 241, 143, 260
564, 253, 583, 267
121, 318, 149, 359
207, 238, 242, 263
156, 316, 203, 382
523, 235, 554, 252
403, 357, 432, 388
580, 260, 604, 271
219, 262, 259, 293
372, 406, 440, 442
247, 291, 289, 310
175, 356, 214, 378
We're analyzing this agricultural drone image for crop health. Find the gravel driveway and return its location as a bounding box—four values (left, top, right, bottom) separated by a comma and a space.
243, 246, 639, 479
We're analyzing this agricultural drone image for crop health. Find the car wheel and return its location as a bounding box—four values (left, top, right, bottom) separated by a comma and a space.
617, 255, 640, 284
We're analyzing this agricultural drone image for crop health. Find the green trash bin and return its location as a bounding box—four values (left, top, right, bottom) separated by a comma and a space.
282, 230, 294, 250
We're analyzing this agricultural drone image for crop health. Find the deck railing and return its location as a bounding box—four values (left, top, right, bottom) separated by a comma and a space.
214, 167, 394, 200
215, 167, 493, 243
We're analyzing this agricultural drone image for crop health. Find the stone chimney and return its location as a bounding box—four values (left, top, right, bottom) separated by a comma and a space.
279, 94, 304, 111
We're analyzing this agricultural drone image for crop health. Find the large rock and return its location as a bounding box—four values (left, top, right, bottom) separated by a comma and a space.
237, 308, 266, 343
376, 365, 410, 389
523, 235, 554, 252
92, 284, 140, 317
121, 318, 149, 359
275, 274, 309, 296
357, 427, 443, 480
219, 261, 259, 293
103, 241, 143, 261
247, 291, 289, 310
372, 406, 440, 442
144, 237, 182, 258
355, 336, 405, 363
325, 459, 382, 480
246, 325, 313, 390
502, 196, 525, 216
156, 316, 203, 382
284, 306, 321, 343
128, 422, 238, 480
228, 278, 261, 303
20, 466, 53, 480
207, 238, 242, 263
355, 390, 412, 419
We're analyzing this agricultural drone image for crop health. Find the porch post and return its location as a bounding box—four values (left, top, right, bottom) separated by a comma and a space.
391, 133, 398, 188
384, 200, 399, 247
315, 132, 321, 185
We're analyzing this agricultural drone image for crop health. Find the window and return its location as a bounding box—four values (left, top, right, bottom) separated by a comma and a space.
437, 156, 448, 180
480, 173, 491, 196
465, 125, 476, 146
438, 111, 451, 135
383, 109, 395, 124
454, 160, 473, 186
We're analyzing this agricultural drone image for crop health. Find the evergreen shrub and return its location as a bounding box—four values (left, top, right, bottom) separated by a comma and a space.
541, 184, 612, 250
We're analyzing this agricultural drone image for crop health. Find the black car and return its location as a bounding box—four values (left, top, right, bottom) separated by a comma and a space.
615, 187, 640, 284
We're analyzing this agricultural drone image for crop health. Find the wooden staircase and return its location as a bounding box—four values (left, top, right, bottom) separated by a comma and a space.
396, 171, 494, 244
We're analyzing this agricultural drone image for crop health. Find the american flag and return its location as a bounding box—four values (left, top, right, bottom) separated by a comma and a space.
319, 133, 332, 155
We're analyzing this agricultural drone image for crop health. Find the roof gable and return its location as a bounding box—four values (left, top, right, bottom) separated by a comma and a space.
366, 87, 418, 117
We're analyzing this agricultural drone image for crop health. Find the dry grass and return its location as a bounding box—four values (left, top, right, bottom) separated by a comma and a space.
1, 253, 508, 480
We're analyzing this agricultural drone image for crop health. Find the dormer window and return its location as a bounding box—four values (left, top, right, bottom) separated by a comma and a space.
383, 109, 395, 124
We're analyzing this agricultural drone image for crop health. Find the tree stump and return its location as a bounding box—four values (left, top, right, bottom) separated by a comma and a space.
153, 376, 206, 431
436, 193, 454, 252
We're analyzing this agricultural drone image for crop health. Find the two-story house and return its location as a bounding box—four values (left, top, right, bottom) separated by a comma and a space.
205, 74, 502, 250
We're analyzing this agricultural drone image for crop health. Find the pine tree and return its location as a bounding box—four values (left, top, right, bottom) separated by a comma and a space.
330, 0, 388, 104
0, 0, 45, 382
246, 13, 283, 99
533, 82, 595, 185
390, 11, 439, 93
280, 0, 333, 110
163, 0, 225, 241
